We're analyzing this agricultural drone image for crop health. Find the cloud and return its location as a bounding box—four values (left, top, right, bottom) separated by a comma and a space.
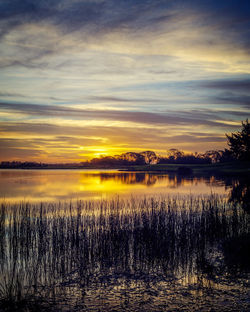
0, 0, 249, 68
88, 96, 160, 103
0, 147, 42, 159
0, 91, 26, 97
196, 79, 250, 110
201, 79, 250, 92
160, 134, 225, 144
0, 102, 242, 129
211, 95, 250, 110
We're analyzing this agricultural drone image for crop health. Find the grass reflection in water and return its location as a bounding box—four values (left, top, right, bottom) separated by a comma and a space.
0, 196, 249, 311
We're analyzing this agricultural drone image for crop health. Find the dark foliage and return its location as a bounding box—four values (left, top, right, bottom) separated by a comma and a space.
226, 119, 250, 161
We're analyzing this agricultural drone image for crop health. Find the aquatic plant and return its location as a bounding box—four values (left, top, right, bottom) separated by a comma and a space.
0, 196, 249, 311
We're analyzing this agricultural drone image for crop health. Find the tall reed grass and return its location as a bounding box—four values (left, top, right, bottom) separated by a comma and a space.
0, 195, 249, 311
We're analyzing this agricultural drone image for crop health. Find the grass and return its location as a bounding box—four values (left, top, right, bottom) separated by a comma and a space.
0, 196, 249, 311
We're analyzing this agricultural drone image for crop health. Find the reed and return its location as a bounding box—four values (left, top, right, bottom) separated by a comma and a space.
0, 196, 249, 311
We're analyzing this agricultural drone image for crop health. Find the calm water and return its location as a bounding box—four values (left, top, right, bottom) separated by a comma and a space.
0, 169, 229, 202
0, 170, 249, 311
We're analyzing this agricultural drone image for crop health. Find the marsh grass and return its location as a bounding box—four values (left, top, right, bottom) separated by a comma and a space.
0, 196, 249, 311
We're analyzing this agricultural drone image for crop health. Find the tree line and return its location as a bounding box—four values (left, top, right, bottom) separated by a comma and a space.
87, 119, 250, 166
1, 119, 249, 168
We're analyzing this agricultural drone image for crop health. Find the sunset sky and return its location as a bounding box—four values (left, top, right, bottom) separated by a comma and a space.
0, 0, 250, 162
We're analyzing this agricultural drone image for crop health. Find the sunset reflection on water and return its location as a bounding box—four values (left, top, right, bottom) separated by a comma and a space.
0, 169, 228, 203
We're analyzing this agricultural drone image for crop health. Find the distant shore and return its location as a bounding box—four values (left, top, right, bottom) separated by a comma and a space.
1, 161, 249, 176
120, 161, 250, 176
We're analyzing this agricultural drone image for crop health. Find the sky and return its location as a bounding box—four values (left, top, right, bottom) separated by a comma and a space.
0, 0, 250, 162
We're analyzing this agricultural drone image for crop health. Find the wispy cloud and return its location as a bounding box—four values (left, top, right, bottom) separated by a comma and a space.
200, 79, 250, 92
0, 102, 243, 128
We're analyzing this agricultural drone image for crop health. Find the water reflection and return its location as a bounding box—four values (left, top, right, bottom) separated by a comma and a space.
228, 176, 250, 213
0, 169, 230, 202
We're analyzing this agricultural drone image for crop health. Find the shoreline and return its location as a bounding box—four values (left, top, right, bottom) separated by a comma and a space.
0, 161, 249, 175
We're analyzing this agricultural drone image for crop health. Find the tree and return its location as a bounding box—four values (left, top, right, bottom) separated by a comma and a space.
203, 150, 223, 163
166, 149, 184, 162
226, 119, 250, 161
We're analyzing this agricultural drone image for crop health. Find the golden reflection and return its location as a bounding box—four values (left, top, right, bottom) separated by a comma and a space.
0, 169, 228, 203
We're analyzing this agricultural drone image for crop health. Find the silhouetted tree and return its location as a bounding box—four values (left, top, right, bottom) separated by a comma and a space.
166, 149, 184, 161
159, 149, 211, 164
219, 149, 235, 163
226, 119, 250, 161
203, 150, 223, 163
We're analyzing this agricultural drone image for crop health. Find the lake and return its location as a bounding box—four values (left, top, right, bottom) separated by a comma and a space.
0, 169, 229, 202
0, 169, 249, 312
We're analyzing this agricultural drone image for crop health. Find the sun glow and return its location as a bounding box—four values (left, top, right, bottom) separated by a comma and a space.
86, 147, 111, 158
